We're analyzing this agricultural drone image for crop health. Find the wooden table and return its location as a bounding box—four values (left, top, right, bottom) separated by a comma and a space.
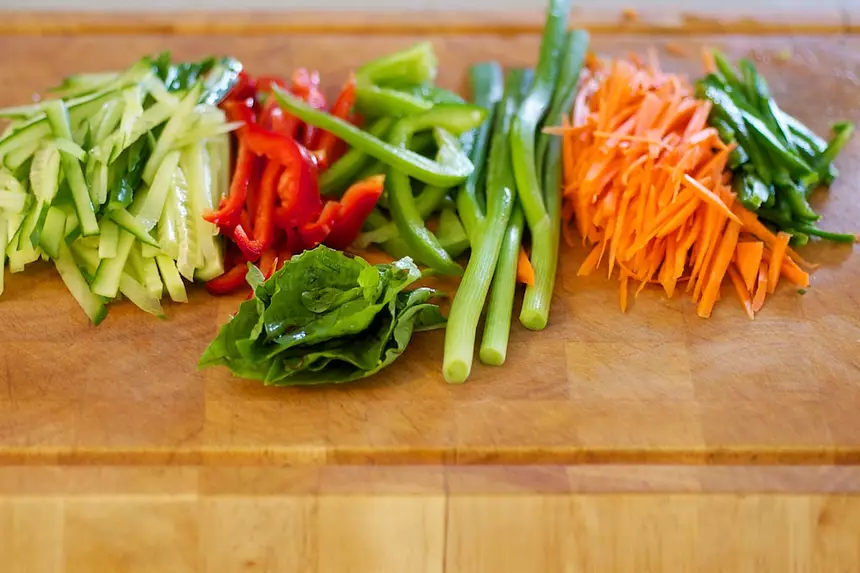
1, 12, 859, 571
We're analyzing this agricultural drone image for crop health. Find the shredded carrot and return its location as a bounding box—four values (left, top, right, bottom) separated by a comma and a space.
517, 248, 535, 286
727, 265, 755, 320
735, 241, 764, 291
558, 52, 813, 317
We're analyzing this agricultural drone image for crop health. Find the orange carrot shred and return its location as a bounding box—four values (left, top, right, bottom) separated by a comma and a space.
735, 241, 764, 292
727, 265, 755, 320
517, 248, 536, 286
752, 262, 769, 313
767, 232, 791, 294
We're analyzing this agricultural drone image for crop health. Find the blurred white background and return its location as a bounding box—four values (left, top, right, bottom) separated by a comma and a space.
0, 0, 844, 10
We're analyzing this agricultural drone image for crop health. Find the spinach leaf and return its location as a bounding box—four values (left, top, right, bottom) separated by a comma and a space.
199, 246, 446, 385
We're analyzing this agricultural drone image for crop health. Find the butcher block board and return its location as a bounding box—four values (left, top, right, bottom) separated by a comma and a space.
1, 31, 858, 467
1, 18, 860, 571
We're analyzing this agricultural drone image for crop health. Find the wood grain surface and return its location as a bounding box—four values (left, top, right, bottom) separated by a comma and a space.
1, 465, 859, 572
0, 34, 859, 470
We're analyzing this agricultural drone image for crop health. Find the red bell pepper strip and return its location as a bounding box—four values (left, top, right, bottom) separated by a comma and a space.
259, 97, 299, 139
203, 141, 254, 228
243, 125, 322, 227
291, 69, 328, 149
231, 224, 263, 261
259, 248, 279, 278
222, 100, 255, 138
299, 200, 341, 249
250, 160, 283, 252
325, 175, 385, 250
206, 262, 249, 295
313, 75, 356, 168
226, 71, 256, 102
256, 76, 288, 94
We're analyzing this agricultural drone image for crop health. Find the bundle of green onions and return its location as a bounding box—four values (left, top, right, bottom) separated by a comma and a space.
443, 0, 589, 383
697, 50, 856, 245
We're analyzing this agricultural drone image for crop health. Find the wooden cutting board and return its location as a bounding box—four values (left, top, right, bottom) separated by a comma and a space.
0, 19, 859, 571
1, 31, 858, 467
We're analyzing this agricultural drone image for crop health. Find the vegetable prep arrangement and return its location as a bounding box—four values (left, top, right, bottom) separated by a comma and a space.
0, 0, 855, 386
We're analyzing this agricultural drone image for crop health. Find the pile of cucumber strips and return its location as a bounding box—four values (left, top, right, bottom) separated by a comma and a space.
0, 54, 241, 322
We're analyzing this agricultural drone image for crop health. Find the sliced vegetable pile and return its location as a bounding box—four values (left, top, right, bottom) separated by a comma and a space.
0, 53, 241, 321
199, 246, 445, 385
698, 50, 856, 245
559, 56, 813, 319
202, 68, 384, 295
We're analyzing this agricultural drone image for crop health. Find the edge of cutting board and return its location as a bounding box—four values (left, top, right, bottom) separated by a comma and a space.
0, 8, 853, 36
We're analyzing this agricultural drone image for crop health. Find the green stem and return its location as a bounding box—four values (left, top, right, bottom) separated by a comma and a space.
480, 205, 524, 366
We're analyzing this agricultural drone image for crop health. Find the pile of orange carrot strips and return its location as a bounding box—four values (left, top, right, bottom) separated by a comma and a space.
552, 55, 812, 318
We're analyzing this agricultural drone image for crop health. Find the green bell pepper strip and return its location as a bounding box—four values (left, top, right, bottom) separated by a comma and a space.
732, 172, 772, 211
456, 61, 504, 243
510, 0, 572, 230
356, 42, 437, 87
521, 29, 589, 331
272, 86, 483, 188
815, 121, 854, 184
319, 117, 394, 196
354, 42, 439, 118
356, 184, 449, 248
443, 68, 530, 383
387, 123, 482, 276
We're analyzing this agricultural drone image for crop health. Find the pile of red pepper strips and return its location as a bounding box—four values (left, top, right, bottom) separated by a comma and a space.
203, 70, 384, 294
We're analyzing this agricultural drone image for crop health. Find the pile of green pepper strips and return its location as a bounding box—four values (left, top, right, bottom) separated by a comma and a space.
698, 50, 856, 245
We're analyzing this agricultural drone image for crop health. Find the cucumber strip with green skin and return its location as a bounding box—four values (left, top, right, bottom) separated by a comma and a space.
93, 102, 173, 165
143, 74, 180, 107
0, 190, 29, 213
141, 255, 164, 299
0, 219, 6, 294
39, 206, 67, 260
89, 159, 109, 206
4, 139, 40, 171
180, 143, 217, 263
155, 254, 188, 303
29, 143, 61, 204
54, 138, 87, 163
98, 219, 120, 258
7, 247, 40, 273
63, 210, 79, 241
142, 84, 202, 185
193, 243, 224, 282
170, 166, 199, 281
119, 272, 165, 318
69, 239, 100, 278
171, 120, 240, 151
24, 202, 50, 250
205, 135, 230, 212
125, 241, 146, 283
15, 199, 45, 250
132, 149, 180, 231
107, 205, 160, 248
54, 241, 107, 325
140, 242, 162, 258
94, 99, 124, 144
43, 100, 99, 237
156, 182, 180, 261
91, 230, 135, 298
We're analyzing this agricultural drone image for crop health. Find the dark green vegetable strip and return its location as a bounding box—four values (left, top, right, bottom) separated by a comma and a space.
521, 29, 588, 330
733, 172, 771, 211
273, 87, 482, 188
457, 61, 505, 242
320, 117, 394, 196
510, 0, 571, 229
387, 118, 484, 275
443, 69, 528, 384
815, 122, 854, 183
712, 51, 745, 97
479, 205, 524, 366
357, 185, 449, 247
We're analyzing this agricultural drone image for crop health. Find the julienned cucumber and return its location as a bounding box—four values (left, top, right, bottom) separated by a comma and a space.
0, 53, 240, 323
